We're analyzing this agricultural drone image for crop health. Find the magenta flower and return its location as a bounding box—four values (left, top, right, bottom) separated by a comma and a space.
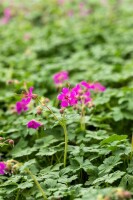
1, 8, 11, 24
24, 87, 34, 100
53, 71, 68, 85
16, 98, 31, 114
90, 82, 106, 92
80, 81, 106, 92
4, 8, 11, 18
82, 92, 92, 104
58, 88, 77, 107
80, 81, 92, 89
0, 162, 6, 175
72, 84, 91, 105
27, 119, 42, 129
72, 84, 81, 95
57, 81, 105, 108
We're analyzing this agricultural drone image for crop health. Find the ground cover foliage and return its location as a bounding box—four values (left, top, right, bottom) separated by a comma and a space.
0, 0, 133, 199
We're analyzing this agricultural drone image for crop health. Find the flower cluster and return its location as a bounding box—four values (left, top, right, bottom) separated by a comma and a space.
0, 160, 21, 175
53, 71, 69, 86
58, 88, 77, 107
14, 73, 105, 131
0, 162, 6, 175
58, 81, 106, 107
15, 86, 43, 129
0, 137, 14, 146
16, 87, 35, 114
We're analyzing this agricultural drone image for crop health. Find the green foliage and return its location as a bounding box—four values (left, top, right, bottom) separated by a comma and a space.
0, 0, 133, 199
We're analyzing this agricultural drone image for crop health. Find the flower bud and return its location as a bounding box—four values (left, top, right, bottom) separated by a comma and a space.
8, 139, 14, 146
57, 83, 63, 89
0, 137, 3, 141
75, 95, 80, 100
81, 95, 85, 100
32, 94, 38, 99
88, 101, 94, 108
73, 104, 79, 110
116, 188, 131, 199
9, 105, 16, 113
6, 161, 12, 171
45, 98, 50, 103
7, 80, 14, 85
41, 98, 50, 104
79, 89, 83, 95
36, 106, 42, 115
12, 164, 19, 173
60, 108, 65, 114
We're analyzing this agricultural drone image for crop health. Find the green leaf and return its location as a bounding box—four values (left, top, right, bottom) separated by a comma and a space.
93, 171, 125, 185
98, 156, 122, 175
100, 134, 127, 145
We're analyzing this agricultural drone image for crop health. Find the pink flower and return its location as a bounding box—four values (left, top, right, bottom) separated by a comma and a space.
24, 87, 34, 100
90, 82, 106, 92
4, 8, 11, 18
0, 8, 11, 24
79, 2, 85, 9
0, 162, 6, 175
16, 98, 31, 114
72, 84, 91, 105
57, 81, 105, 108
80, 81, 106, 92
81, 92, 92, 104
72, 84, 81, 94
67, 10, 74, 17
53, 71, 69, 85
58, 88, 77, 107
80, 81, 92, 89
27, 119, 42, 129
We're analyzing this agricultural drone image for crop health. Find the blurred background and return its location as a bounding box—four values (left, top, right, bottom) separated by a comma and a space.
0, 0, 133, 109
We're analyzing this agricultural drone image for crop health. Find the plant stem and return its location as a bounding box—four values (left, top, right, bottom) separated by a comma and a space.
26, 168, 47, 200
130, 134, 133, 160
37, 97, 68, 167
15, 189, 19, 200
62, 122, 68, 167
55, 86, 62, 107
80, 104, 85, 131
37, 98, 59, 121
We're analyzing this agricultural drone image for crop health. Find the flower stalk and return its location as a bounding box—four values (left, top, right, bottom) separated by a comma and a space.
130, 134, 133, 159
15, 189, 19, 200
80, 103, 86, 131
61, 121, 68, 167
26, 168, 47, 200
37, 97, 68, 167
